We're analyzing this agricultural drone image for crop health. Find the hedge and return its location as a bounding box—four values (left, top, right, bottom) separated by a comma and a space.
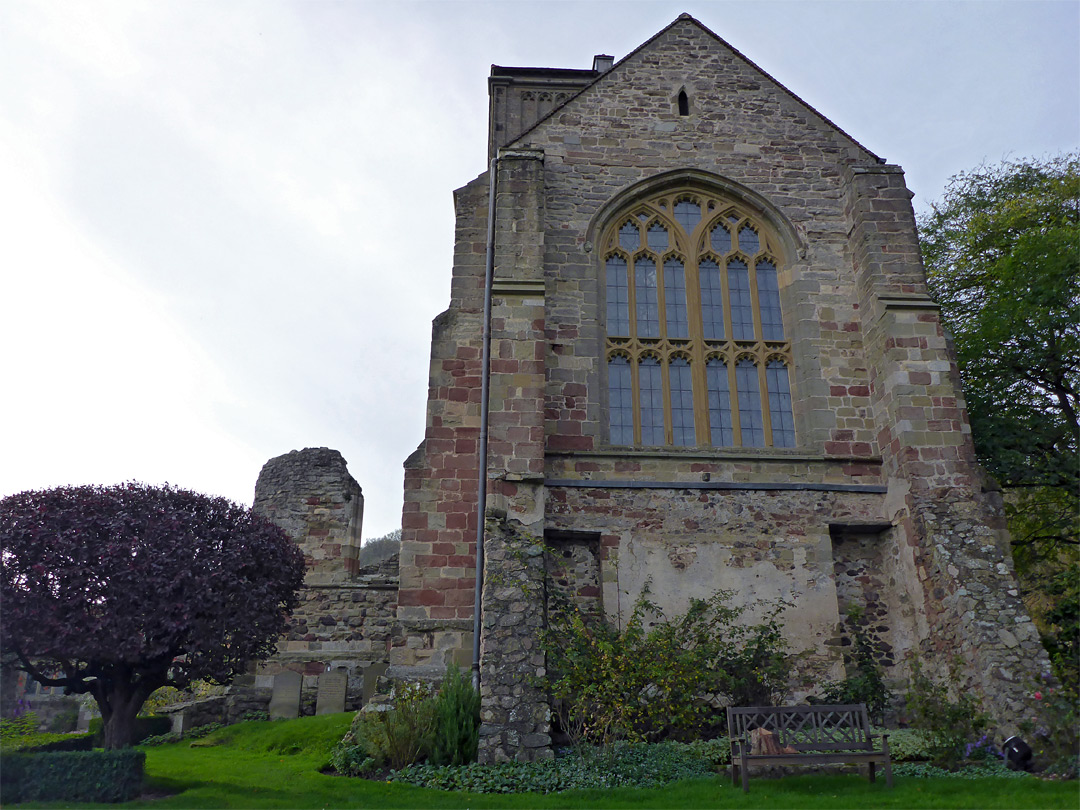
0, 749, 145, 803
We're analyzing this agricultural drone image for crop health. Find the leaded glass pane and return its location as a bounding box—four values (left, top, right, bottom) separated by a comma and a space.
608, 357, 633, 445
606, 257, 630, 336
707, 359, 734, 446
639, 358, 664, 446
699, 259, 725, 340
766, 360, 795, 447
736, 359, 764, 447
646, 222, 669, 252
673, 200, 701, 234
728, 259, 754, 340
670, 358, 695, 446
619, 221, 640, 252
635, 261, 660, 337
738, 226, 759, 256
710, 224, 731, 255
756, 260, 783, 340
664, 258, 688, 338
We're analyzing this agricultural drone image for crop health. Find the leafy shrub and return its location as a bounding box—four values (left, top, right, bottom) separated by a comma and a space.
542, 585, 793, 747
393, 741, 716, 793
1020, 674, 1079, 777
333, 682, 436, 773
811, 606, 892, 724
904, 657, 989, 769
0, 749, 145, 803
0, 731, 95, 753
430, 664, 480, 766
876, 727, 934, 761
0, 711, 39, 740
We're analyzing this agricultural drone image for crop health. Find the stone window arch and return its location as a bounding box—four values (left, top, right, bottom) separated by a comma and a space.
602, 187, 795, 448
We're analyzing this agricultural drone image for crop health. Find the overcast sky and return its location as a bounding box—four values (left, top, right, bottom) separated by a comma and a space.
1, 0, 1077, 540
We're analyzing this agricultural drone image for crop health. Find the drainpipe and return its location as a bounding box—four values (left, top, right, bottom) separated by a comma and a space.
473, 157, 498, 692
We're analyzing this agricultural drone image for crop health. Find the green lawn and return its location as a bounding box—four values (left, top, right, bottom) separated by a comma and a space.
10, 714, 1078, 809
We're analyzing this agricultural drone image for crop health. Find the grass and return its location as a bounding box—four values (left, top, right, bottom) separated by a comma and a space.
7, 714, 1077, 809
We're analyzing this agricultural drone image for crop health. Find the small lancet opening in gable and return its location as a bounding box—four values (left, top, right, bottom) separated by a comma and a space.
677, 88, 690, 116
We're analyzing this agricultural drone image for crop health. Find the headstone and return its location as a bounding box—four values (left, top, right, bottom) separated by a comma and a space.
268, 670, 302, 719
361, 663, 388, 707
315, 669, 348, 715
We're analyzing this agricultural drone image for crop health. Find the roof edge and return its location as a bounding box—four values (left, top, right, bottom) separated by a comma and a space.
506, 13, 884, 164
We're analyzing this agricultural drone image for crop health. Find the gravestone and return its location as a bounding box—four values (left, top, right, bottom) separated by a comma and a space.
361, 663, 388, 707
268, 670, 302, 719
315, 669, 348, 715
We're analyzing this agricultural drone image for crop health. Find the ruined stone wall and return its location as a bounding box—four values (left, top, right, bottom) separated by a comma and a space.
845, 164, 1050, 729
254, 448, 363, 584
247, 449, 394, 712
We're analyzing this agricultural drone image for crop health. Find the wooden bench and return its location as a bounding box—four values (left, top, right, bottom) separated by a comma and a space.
726, 703, 892, 792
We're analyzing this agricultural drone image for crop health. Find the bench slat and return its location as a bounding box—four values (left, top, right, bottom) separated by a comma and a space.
726, 703, 892, 793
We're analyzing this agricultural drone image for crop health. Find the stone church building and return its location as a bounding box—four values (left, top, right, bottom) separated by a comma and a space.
245, 14, 1048, 764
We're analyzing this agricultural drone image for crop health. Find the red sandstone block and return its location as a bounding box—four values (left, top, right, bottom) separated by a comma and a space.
448, 554, 474, 567
909, 372, 932, 385
548, 435, 593, 451
833, 430, 854, 441
398, 589, 445, 607
824, 441, 852, 455
444, 588, 476, 607
851, 442, 873, 456
848, 385, 870, 397
402, 513, 429, 530
455, 439, 477, 454
306, 497, 322, 506
830, 386, 848, 397
843, 322, 861, 332
446, 513, 469, 530
448, 387, 470, 402
415, 554, 449, 568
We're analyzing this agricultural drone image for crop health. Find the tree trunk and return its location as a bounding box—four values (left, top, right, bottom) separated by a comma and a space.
96, 679, 156, 749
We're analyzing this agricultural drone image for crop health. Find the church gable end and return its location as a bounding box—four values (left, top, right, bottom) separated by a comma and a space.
394, 14, 1051, 765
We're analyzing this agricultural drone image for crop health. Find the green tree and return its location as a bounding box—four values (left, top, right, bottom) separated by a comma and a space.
919, 154, 1079, 688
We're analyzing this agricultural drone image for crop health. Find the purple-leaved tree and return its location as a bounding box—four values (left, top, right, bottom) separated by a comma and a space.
1, 483, 305, 748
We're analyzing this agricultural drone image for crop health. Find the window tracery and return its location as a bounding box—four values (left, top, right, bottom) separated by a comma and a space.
603, 188, 795, 448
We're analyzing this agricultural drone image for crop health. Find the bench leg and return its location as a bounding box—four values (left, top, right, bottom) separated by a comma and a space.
869, 761, 876, 783
741, 748, 749, 793
731, 762, 738, 788
885, 758, 893, 788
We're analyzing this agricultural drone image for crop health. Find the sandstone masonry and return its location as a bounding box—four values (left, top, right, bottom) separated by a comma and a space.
394, 14, 1051, 763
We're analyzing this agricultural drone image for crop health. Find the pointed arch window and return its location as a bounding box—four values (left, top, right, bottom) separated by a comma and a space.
602, 189, 795, 448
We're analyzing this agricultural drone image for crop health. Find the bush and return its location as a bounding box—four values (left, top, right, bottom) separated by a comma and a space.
1, 731, 95, 753
904, 657, 989, 769
541, 584, 793, 747
0, 711, 39, 741
430, 663, 480, 766
333, 682, 436, 773
0, 749, 145, 803
393, 741, 716, 793
1020, 674, 1079, 777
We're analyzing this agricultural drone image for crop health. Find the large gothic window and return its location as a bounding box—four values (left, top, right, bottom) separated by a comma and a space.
604, 190, 795, 448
